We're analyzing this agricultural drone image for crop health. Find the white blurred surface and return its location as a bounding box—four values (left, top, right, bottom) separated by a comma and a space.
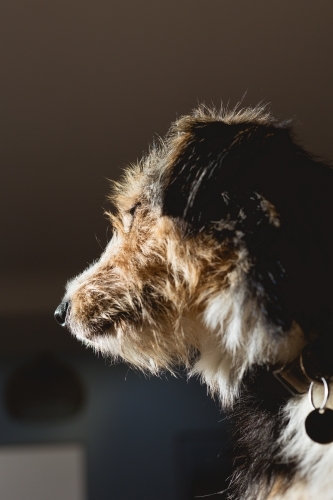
0, 444, 86, 500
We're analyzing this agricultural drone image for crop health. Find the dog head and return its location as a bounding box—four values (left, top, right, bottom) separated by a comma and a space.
55, 105, 333, 404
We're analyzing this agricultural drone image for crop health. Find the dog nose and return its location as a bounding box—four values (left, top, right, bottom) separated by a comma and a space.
54, 301, 70, 327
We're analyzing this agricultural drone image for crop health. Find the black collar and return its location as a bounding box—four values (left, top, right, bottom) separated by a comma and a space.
273, 335, 333, 396
242, 334, 333, 412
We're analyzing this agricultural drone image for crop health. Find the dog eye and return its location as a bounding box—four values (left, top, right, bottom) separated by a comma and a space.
123, 203, 141, 233
129, 202, 141, 217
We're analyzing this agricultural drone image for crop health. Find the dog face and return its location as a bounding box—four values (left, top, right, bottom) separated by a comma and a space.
56, 106, 315, 404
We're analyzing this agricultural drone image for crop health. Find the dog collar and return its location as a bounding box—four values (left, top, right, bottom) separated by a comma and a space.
273, 335, 333, 396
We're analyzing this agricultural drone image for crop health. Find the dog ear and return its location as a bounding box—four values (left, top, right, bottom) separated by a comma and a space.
162, 119, 295, 234
162, 116, 333, 334
162, 119, 303, 332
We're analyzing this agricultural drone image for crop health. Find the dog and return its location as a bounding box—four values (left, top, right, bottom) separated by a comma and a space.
55, 105, 333, 499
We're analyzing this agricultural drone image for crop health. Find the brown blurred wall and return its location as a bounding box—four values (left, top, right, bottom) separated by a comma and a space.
0, 0, 332, 350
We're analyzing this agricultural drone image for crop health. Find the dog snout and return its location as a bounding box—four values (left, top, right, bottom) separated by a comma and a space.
54, 301, 70, 327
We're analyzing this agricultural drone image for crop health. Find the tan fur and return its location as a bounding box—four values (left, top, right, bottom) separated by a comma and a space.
67, 208, 238, 372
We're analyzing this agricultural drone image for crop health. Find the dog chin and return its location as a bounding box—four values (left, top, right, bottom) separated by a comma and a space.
68, 322, 122, 357
66, 317, 116, 344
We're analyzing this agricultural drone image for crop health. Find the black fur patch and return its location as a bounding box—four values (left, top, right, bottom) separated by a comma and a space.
163, 121, 289, 228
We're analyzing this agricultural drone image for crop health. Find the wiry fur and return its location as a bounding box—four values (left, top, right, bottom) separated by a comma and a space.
58, 104, 333, 499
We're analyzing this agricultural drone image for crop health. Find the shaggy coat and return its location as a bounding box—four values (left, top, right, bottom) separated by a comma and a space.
56, 106, 333, 500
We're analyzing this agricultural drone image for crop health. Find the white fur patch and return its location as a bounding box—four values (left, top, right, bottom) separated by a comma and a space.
191, 269, 304, 405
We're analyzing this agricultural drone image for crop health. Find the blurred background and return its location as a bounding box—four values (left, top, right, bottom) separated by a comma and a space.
0, 1, 333, 498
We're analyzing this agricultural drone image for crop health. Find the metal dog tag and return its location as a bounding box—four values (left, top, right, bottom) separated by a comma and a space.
305, 408, 333, 444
